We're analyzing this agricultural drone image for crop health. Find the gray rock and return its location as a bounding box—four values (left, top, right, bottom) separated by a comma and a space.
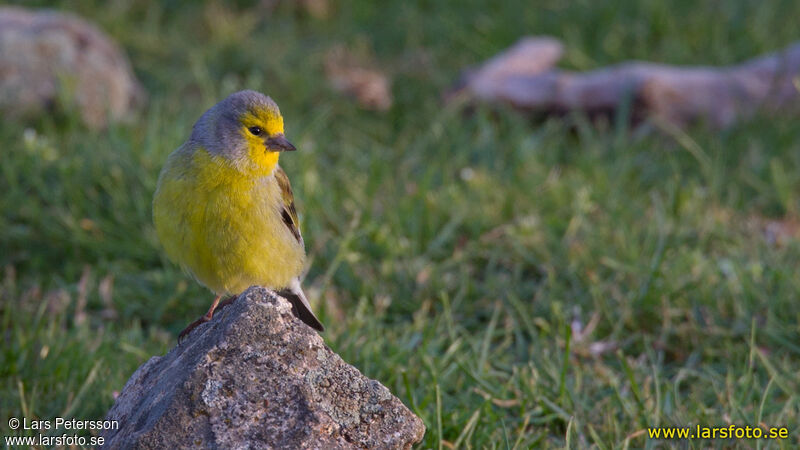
101, 287, 425, 449
0, 7, 145, 129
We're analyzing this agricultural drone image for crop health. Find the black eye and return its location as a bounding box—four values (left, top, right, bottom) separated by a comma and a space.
248, 126, 263, 136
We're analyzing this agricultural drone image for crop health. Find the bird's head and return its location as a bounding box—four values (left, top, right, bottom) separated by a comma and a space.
190, 90, 296, 175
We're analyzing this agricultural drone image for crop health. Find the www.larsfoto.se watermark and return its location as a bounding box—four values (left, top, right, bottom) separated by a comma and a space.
648, 424, 789, 440
4, 417, 118, 447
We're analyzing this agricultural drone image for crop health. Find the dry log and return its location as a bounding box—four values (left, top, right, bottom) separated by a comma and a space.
453, 36, 800, 128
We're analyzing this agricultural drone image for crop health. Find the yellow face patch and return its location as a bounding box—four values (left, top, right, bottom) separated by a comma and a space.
239, 107, 285, 175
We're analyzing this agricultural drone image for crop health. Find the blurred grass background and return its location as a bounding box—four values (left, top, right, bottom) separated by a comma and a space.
1, 0, 800, 448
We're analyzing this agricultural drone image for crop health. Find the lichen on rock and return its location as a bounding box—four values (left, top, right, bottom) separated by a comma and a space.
102, 287, 425, 449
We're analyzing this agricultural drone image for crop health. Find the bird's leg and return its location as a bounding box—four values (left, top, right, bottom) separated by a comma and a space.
178, 294, 222, 342
202, 294, 223, 320
215, 294, 238, 312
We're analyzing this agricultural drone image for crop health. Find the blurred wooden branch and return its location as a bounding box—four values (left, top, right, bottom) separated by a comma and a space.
450, 36, 800, 128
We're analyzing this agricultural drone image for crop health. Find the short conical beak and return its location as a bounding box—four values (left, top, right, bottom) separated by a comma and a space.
264, 134, 296, 152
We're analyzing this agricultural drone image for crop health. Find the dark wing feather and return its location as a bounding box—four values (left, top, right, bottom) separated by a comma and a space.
278, 280, 325, 332
274, 165, 303, 246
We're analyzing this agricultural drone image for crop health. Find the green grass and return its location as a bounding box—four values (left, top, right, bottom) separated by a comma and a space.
2, 0, 800, 448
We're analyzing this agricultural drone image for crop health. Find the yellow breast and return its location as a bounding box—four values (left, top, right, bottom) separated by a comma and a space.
153, 145, 305, 295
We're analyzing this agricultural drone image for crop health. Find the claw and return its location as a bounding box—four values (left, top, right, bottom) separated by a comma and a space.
178, 315, 211, 343
216, 294, 238, 312
177, 294, 238, 344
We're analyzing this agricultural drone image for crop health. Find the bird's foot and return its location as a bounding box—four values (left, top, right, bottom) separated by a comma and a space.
178, 295, 238, 343
178, 314, 211, 343
216, 294, 238, 312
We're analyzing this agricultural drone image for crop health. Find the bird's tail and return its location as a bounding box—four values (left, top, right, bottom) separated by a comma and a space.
278, 278, 325, 332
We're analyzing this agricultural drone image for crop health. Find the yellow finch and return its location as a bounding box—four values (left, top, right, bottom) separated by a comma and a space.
153, 90, 324, 339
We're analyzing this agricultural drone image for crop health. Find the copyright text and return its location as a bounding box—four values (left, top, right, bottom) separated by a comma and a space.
4, 417, 117, 447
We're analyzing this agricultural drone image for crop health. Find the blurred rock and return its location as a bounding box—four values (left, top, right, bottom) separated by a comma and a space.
0, 7, 145, 129
101, 287, 425, 449
451, 36, 800, 129
299, 0, 332, 19
325, 46, 392, 111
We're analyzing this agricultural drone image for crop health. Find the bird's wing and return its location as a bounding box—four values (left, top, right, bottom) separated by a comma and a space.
273, 167, 323, 332
274, 165, 303, 246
